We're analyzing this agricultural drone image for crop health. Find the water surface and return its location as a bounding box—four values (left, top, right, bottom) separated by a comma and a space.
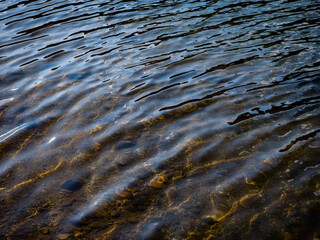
0, 0, 320, 239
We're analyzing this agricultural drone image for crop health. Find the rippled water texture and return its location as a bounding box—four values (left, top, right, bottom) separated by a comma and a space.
1, 0, 320, 239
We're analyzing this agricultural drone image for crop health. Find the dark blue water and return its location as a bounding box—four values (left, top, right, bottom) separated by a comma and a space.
0, 0, 320, 239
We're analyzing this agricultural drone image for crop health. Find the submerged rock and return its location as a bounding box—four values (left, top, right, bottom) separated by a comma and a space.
60, 180, 83, 191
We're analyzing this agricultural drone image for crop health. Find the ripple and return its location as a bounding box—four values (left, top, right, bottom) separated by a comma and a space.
0, 0, 320, 239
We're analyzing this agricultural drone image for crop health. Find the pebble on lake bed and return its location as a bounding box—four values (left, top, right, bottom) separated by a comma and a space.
115, 188, 132, 198
57, 233, 69, 239
314, 190, 320, 196
60, 180, 84, 191
149, 175, 166, 188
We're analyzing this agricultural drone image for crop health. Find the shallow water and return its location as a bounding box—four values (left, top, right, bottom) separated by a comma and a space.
0, 0, 320, 239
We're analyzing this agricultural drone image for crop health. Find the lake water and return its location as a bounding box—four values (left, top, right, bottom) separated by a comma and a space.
0, 0, 320, 239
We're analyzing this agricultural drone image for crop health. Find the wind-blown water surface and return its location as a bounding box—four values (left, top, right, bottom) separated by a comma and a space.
0, 0, 320, 239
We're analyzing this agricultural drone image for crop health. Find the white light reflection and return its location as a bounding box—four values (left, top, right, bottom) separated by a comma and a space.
0, 123, 28, 143
48, 137, 56, 144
